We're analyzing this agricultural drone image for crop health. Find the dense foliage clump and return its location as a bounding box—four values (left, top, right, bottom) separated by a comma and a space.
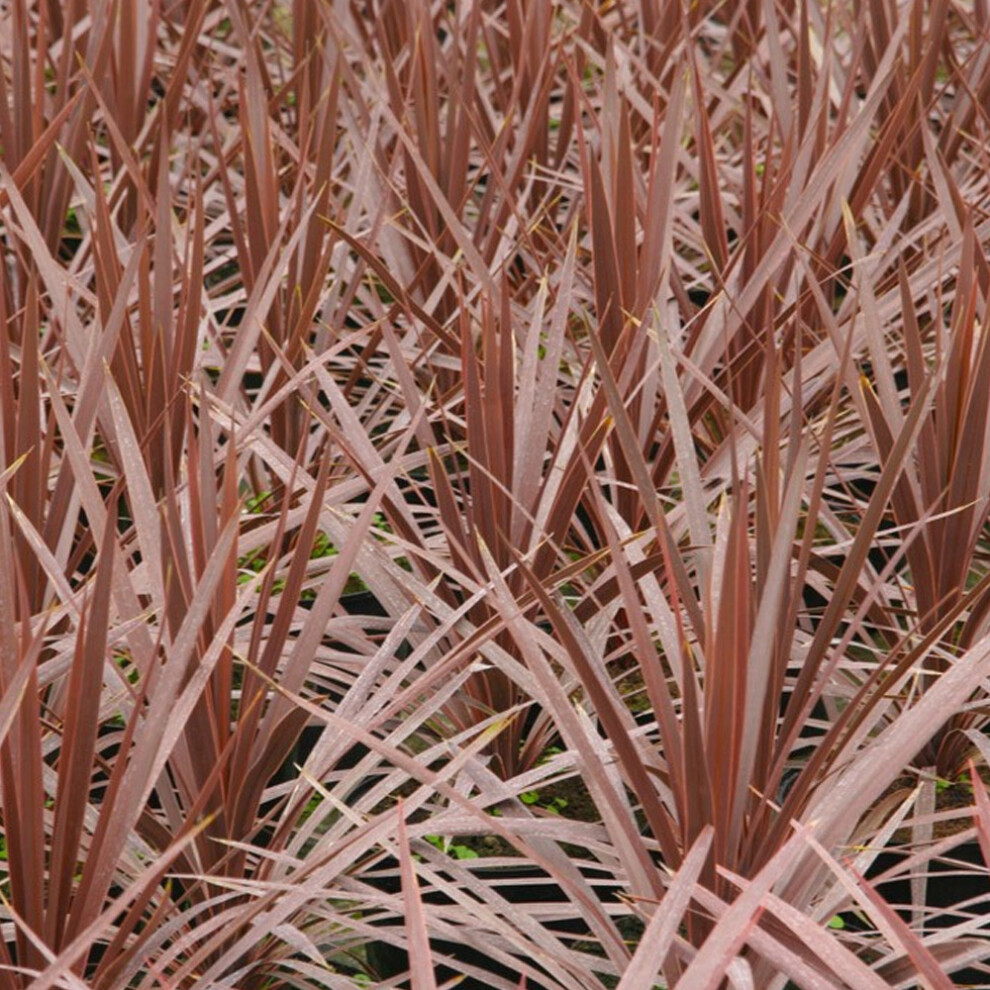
2, 1, 990, 987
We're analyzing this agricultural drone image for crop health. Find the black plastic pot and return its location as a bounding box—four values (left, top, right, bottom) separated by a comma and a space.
839, 839, 990, 985
362, 859, 621, 990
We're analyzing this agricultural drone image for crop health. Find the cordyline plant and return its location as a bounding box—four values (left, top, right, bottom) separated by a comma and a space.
3, 0, 990, 988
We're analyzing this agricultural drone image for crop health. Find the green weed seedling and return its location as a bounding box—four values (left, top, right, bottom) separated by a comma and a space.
423, 834, 479, 860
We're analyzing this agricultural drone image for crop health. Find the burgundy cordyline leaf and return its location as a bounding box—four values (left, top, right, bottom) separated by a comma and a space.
397, 806, 440, 990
